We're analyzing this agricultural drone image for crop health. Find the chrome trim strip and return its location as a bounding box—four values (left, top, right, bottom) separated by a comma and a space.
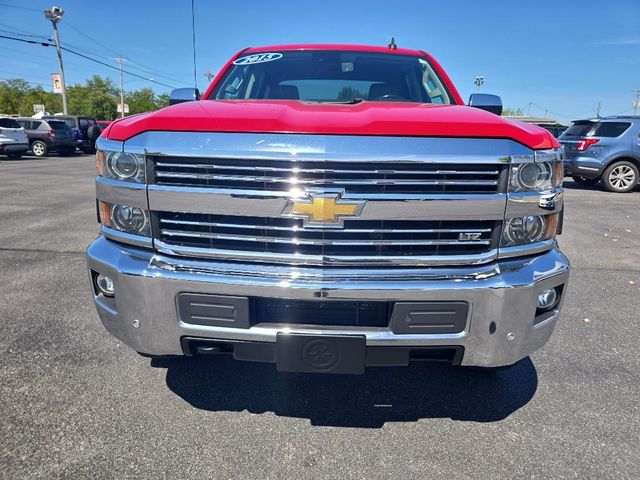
498, 239, 555, 259
149, 255, 502, 281
506, 188, 563, 217
158, 218, 492, 234
535, 148, 563, 163
96, 137, 124, 153
148, 187, 507, 220
154, 171, 499, 186
95, 176, 148, 208
153, 239, 498, 266
101, 225, 153, 248
155, 162, 500, 176
124, 132, 531, 162
159, 229, 491, 246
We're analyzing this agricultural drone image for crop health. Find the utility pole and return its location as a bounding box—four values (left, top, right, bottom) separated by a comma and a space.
596, 101, 602, 117
474, 76, 484, 90
203, 71, 214, 83
527, 102, 532, 116
44, 6, 67, 114
633, 90, 640, 115
116, 57, 126, 118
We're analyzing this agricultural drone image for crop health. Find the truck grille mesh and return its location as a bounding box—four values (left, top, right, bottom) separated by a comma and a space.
155, 212, 498, 262
151, 156, 502, 194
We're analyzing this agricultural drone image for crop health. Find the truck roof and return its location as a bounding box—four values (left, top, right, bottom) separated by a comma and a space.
243, 43, 427, 57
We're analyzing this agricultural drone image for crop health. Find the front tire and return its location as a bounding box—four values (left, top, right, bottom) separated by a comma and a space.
602, 161, 639, 193
31, 140, 48, 157
571, 175, 599, 186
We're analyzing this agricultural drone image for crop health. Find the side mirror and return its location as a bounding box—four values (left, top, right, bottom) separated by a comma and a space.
468, 93, 503, 115
169, 88, 200, 105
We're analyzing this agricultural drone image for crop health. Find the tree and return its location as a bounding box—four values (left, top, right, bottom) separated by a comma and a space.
337, 86, 367, 102
502, 107, 524, 116
0, 75, 169, 119
126, 88, 156, 115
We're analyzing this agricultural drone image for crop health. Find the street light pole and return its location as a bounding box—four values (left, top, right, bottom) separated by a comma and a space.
44, 6, 67, 115
116, 57, 126, 118
474, 75, 484, 90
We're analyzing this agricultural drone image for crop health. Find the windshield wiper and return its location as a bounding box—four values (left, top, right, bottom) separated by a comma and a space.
328, 98, 367, 104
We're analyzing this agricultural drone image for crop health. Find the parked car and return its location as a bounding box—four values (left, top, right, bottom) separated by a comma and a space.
0, 117, 29, 159
44, 115, 101, 153
87, 43, 569, 374
540, 125, 567, 138
16, 117, 77, 157
560, 116, 640, 192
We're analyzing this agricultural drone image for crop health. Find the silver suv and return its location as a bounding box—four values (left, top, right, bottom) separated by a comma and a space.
560, 116, 640, 193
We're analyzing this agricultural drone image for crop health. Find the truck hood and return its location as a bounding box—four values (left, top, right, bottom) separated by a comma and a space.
103, 100, 558, 150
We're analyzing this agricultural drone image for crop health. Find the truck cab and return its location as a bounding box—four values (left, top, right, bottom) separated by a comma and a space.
87, 44, 569, 374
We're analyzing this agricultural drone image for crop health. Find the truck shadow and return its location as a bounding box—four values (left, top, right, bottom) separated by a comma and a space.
153, 356, 537, 427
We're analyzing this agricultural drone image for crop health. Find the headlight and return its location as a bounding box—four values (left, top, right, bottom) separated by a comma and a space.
501, 214, 558, 247
510, 149, 563, 192
510, 162, 554, 192
99, 201, 151, 237
96, 150, 145, 183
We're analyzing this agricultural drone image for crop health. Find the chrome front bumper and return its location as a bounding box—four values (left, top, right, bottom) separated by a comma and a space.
87, 236, 569, 368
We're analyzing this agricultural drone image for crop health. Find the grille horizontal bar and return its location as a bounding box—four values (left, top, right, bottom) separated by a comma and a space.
155, 172, 499, 187
155, 161, 500, 176
152, 156, 503, 194
160, 229, 491, 247
154, 212, 498, 265
159, 218, 493, 234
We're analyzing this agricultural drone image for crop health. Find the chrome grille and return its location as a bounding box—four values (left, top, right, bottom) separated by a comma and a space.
154, 212, 499, 265
151, 156, 503, 194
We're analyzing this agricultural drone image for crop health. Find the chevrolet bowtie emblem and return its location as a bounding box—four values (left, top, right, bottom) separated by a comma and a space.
282, 191, 366, 228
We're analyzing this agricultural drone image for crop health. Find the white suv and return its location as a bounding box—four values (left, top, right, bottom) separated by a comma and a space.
0, 117, 29, 159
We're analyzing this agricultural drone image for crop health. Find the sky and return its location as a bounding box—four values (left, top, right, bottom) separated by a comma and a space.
1, 0, 639, 122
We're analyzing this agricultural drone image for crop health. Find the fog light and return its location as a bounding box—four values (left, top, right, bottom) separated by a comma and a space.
96, 273, 115, 297
537, 288, 558, 311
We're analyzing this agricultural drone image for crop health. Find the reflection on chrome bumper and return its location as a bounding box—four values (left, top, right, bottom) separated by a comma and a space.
86, 236, 570, 368
565, 156, 604, 178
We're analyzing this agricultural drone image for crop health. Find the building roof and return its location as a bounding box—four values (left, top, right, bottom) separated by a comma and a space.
504, 116, 566, 127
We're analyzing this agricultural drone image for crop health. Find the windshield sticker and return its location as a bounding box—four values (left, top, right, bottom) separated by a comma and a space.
233, 53, 283, 66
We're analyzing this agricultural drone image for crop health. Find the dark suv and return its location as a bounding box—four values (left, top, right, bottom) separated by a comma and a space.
560, 116, 640, 192
43, 115, 101, 153
16, 117, 77, 157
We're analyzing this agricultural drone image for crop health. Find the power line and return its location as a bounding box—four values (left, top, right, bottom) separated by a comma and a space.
1, 21, 189, 86
0, 28, 49, 40
0, 69, 51, 83
62, 46, 176, 89
0, 34, 176, 89
0, 2, 40, 11
60, 21, 190, 85
529, 102, 594, 120
62, 21, 122, 58
0, 21, 48, 35
0, 77, 50, 87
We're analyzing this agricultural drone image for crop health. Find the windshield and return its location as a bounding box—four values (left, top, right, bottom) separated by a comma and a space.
211, 50, 453, 104
48, 120, 70, 131
588, 122, 631, 138
562, 121, 596, 137
0, 118, 21, 129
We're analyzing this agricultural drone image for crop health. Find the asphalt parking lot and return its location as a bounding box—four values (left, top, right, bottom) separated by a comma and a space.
1, 153, 639, 479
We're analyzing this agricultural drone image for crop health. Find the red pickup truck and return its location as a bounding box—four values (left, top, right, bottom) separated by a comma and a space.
88, 44, 569, 374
